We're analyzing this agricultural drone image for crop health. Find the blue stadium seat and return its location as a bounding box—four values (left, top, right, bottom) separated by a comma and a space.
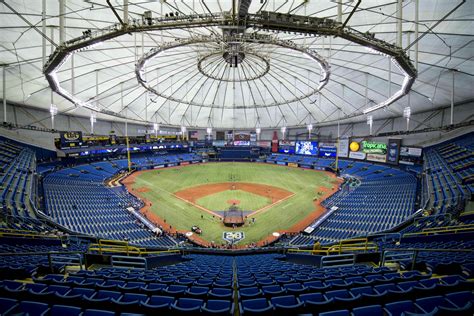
170, 297, 203, 313
270, 295, 304, 314
0, 297, 18, 314
352, 305, 384, 316
239, 298, 273, 315
83, 309, 116, 316
49, 305, 82, 316
201, 299, 234, 315
140, 295, 174, 313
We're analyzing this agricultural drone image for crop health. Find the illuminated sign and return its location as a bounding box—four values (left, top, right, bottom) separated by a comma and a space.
319, 146, 337, 157
361, 141, 387, 154
295, 141, 319, 156
60, 131, 83, 148
350, 141, 360, 152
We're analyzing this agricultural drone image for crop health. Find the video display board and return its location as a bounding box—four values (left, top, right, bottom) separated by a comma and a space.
386, 139, 402, 165
295, 141, 319, 156
278, 140, 295, 154
60, 131, 83, 149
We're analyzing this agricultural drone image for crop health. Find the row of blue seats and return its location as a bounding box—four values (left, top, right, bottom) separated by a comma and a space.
238, 291, 473, 316
0, 295, 234, 315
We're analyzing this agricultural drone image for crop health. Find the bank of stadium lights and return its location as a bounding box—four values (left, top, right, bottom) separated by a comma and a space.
307, 124, 313, 140
367, 115, 373, 135
49, 104, 58, 130
90, 112, 97, 135
180, 126, 187, 140
404, 106, 411, 131
255, 127, 261, 140
280, 126, 287, 140
153, 123, 159, 137
206, 127, 212, 137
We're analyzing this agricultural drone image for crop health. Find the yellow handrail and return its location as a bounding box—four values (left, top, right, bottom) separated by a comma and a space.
88, 238, 181, 256
404, 226, 474, 237
288, 237, 378, 256
0, 230, 59, 239
422, 223, 474, 232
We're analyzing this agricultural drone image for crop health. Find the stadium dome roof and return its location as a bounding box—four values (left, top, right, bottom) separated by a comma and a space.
0, 0, 472, 129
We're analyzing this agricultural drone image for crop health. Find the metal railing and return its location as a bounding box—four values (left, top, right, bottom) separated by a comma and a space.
403, 225, 474, 237
88, 239, 181, 256
286, 237, 378, 256
381, 247, 473, 270
0, 251, 86, 273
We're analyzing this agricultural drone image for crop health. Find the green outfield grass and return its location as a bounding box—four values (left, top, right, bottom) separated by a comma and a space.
130, 162, 337, 244
196, 189, 271, 211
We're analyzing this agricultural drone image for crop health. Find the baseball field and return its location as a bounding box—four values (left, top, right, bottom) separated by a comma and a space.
124, 162, 340, 246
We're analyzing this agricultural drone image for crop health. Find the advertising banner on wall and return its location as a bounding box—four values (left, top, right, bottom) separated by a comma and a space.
400, 146, 423, 157
278, 140, 295, 154
212, 140, 226, 147
361, 141, 387, 155
319, 146, 337, 157
188, 131, 199, 140
338, 138, 349, 157
386, 139, 402, 165
234, 141, 250, 146
250, 132, 257, 142
234, 132, 250, 141
349, 151, 366, 160
367, 153, 387, 163
257, 141, 271, 148
60, 131, 84, 149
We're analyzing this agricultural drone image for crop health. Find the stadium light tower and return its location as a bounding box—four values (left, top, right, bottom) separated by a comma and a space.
307, 124, 313, 140
403, 106, 411, 131
280, 126, 287, 140
181, 125, 187, 141
49, 104, 58, 130
153, 122, 159, 137
90, 112, 97, 135
367, 115, 373, 135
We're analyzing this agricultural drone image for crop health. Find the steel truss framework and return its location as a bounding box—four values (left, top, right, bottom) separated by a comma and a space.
43, 11, 417, 127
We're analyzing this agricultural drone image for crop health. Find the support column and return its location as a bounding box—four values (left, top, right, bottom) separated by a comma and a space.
59, 0, 65, 44
123, 0, 129, 25
365, 73, 368, 106
396, 0, 402, 47
42, 0, 46, 66
414, 0, 419, 69
406, 32, 411, 59
3, 66, 6, 123
451, 70, 455, 125
71, 54, 75, 95
337, 0, 342, 23
388, 59, 392, 97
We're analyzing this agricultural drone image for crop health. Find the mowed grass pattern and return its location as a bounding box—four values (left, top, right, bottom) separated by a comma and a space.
196, 190, 271, 211
131, 162, 337, 244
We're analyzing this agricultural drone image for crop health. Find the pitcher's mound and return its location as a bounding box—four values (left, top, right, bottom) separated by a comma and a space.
227, 199, 241, 205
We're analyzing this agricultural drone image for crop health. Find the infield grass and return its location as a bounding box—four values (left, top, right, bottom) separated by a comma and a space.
130, 162, 337, 244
